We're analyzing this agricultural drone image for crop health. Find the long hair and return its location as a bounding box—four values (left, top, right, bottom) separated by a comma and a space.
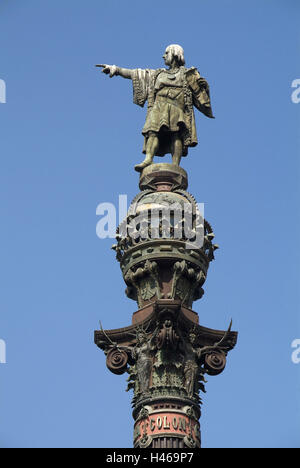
166, 44, 185, 66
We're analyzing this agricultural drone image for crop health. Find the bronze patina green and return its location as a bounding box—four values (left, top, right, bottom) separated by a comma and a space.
96, 44, 214, 172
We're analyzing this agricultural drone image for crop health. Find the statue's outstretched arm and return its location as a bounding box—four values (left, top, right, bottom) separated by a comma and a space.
95, 64, 133, 80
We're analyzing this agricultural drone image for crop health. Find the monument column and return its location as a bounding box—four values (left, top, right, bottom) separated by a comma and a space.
94, 164, 237, 448
94, 44, 237, 448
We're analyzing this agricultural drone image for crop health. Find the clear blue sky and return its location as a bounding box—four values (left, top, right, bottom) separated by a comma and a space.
0, 0, 299, 448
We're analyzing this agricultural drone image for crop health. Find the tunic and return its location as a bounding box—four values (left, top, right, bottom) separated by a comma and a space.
132, 66, 214, 157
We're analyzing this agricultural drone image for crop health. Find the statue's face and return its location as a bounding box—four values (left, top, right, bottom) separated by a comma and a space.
137, 333, 147, 344
189, 333, 196, 344
163, 47, 173, 66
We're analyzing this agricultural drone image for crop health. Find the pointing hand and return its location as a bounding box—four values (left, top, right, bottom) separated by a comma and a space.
95, 64, 118, 78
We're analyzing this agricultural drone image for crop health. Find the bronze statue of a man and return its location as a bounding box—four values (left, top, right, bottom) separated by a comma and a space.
97, 44, 214, 172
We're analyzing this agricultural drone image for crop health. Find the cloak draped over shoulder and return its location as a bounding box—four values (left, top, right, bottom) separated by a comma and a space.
132, 67, 214, 157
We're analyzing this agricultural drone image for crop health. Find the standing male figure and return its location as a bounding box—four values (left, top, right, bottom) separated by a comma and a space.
97, 44, 214, 172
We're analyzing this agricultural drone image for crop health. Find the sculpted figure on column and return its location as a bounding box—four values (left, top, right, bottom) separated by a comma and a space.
96, 44, 214, 172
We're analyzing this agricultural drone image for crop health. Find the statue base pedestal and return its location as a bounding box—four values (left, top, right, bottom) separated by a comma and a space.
139, 163, 188, 191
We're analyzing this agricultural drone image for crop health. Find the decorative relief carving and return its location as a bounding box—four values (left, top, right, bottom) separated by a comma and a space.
156, 319, 179, 350
96, 306, 235, 448
171, 260, 206, 307
98, 316, 233, 403
140, 276, 156, 301
124, 260, 160, 307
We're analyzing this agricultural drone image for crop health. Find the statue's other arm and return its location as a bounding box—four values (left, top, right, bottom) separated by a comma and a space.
95, 64, 133, 80
186, 68, 214, 118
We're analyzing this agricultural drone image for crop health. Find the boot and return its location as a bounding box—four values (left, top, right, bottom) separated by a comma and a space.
134, 156, 153, 173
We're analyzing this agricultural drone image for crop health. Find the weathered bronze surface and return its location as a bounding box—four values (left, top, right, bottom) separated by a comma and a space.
95, 162, 237, 448
94, 47, 236, 448
95, 297, 236, 448
96, 44, 214, 172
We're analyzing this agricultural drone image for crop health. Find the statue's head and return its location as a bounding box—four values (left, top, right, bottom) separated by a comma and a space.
189, 332, 197, 344
163, 44, 185, 67
136, 330, 148, 344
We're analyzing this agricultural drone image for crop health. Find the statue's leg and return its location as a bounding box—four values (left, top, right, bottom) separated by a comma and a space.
171, 132, 183, 166
146, 133, 159, 161
135, 132, 159, 173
